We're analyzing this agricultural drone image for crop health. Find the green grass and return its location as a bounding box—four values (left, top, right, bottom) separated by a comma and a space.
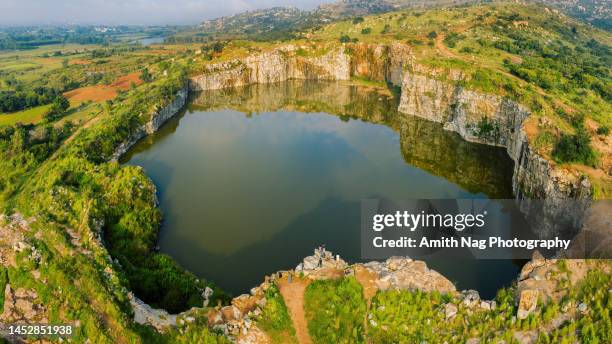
58, 103, 102, 126
255, 284, 297, 343
0, 104, 51, 126
304, 277, 366, 344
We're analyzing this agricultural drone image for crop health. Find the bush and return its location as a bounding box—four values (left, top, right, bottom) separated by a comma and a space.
443, 32, 465, 48
475, 116, 500, 142
381, 24, 391, 34
361, 28, 372, 35
352, 17, 364, 24
339, 35, 351, 43
596, 126, 609, 136
427, 31, 438, 39
552, 126, 597, 166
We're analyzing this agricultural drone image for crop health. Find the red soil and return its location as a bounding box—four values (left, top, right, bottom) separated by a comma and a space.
63, 73, 143, 102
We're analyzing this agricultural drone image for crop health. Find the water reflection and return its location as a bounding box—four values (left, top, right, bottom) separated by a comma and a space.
123, 80, 520, 298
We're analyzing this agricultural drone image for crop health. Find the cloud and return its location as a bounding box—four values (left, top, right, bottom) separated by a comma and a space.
0, 0, 332, 25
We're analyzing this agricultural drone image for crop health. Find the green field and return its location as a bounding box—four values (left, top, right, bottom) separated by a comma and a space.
0, 104, 51, 126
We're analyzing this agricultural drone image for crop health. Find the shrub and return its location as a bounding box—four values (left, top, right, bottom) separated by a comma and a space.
361, 28, 372, 35
596, 126, 609, 136
475, 116, 500, 142
427, 31, 438, 39
352, 17, 364, 24
381, 24, 392, 34
339, 35, 352, 43
443, 32, 465, 48
552, 126, 597, 166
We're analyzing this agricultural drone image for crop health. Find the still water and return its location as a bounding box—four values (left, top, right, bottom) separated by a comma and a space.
122, 81, 522, 299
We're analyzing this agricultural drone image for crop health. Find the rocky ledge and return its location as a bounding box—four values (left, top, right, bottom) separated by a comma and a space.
129, 248, 593, 344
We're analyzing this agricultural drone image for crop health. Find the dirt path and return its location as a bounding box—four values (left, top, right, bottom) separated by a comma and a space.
277, 276, 313, 344
353, 266, 379, 338
353, 266, 378, 303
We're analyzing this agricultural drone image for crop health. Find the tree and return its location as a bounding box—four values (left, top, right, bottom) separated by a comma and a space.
141, 68, 153, 82
45, 95, 70, 120
212, 41, 224, 53
62, 58, 69, 68
552, 126, 597, 166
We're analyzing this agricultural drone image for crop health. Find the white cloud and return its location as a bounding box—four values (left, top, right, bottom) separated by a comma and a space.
0, 0, 333, 25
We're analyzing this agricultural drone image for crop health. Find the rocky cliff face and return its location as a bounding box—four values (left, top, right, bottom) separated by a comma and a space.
190, 46, 350, 91
397, 63, 591, 238
111, 84, 189, 161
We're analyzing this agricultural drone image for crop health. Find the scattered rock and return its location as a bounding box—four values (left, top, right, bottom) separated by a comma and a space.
517, 290, 539, 320
445, 303, 458, 319
129, 292, 176, 332
1, 284, 46, 323
363, 257, 456, 293
206, 309, 224, 326
232, 294, 260, 316
461, 290, 480, 308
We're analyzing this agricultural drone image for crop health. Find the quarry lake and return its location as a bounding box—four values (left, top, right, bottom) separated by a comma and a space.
122, 81, 523, 299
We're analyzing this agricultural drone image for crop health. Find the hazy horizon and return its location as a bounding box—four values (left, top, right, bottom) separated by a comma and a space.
0, 0, 334, 26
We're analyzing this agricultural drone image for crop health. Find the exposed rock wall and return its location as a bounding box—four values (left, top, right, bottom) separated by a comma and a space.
397, 66, 591, 238
190, 46, 350, 91
111, 84, 189, 161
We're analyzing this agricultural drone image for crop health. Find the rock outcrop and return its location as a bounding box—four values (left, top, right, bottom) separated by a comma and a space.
1, 284, 47, 323
357, 257, 456, 293
129, 292, 177, 332
111, 84, 189, 161
190, 46, 350, 91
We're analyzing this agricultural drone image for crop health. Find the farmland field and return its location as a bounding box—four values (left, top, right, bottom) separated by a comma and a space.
0, 104, 51, 126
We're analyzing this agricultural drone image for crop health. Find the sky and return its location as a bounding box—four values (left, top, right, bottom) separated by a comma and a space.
0, 0, 333, 26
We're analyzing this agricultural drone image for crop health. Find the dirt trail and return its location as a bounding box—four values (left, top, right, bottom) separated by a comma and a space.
277, 276, 313, 344
353, 266, 379, 338
353, 266, 378, 303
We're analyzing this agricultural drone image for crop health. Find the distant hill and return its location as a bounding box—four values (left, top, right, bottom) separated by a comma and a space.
169, 0, 611, 43
536, 0, 611, 30
193, 1, 480, 40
